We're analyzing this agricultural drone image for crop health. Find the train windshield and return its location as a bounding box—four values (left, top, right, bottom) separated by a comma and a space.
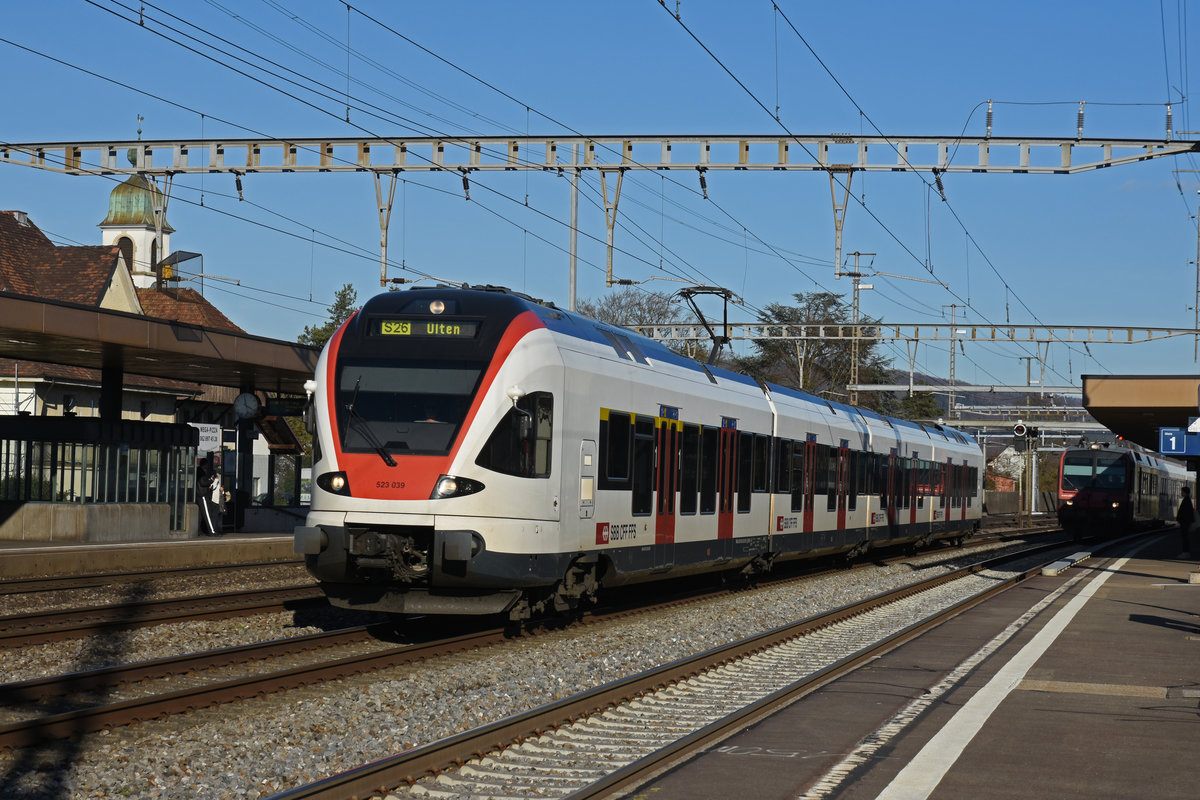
335, 360, 485, 456
1062, 452, 1127, 490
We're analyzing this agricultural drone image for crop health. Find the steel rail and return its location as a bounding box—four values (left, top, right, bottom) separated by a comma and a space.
0, 627, 509, 751
0, 624, 394, 704
0, 585, 325, 647
0, 560, 305, 597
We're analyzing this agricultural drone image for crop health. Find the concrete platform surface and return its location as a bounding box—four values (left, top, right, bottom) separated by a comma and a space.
0, 532, 296, 578
633, 532, 1200, 800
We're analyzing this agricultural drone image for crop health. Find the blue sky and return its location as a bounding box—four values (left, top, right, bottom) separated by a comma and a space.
2, 0, 1198, 391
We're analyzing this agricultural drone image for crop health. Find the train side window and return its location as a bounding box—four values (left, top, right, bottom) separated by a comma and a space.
790, 444, 805, 513
680, 424, 700, 515
775, 439, 792, 494
632, 416, 655, 515
700, 426, 718, 514
475, 391, 553, 478
601, 411, 632, 485
808, 444, 826, 511
737, 431, 753, 513
845, 451, 857, 512
753, 434, 770, 493
826, 446, 838, 512
878, 455, 889, 510
532, 394, 553, 476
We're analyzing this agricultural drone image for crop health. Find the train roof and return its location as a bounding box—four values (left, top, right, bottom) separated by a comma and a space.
372, 286, 979, 447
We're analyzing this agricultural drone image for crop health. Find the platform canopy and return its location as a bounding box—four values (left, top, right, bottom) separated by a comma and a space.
1082, 374, 1200, 450
0, 292, 318, 395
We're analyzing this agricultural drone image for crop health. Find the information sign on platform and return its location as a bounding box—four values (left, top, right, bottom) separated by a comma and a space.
1159, 427, 1200, 456
188, 422, 221, 454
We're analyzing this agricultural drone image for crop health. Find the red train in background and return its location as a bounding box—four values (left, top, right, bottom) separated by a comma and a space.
1056, 443, 1193, 535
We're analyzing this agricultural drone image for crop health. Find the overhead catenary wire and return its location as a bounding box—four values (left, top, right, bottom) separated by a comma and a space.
660, 1, 1103, 385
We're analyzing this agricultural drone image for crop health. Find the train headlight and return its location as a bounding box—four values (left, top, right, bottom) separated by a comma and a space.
431, 474, 485, 499
1111, 501, 1120, 509
317, 471, 351, 495
1064, 500, 1074, 506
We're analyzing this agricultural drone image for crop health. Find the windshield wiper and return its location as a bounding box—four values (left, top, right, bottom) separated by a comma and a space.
345, 377, 397, 467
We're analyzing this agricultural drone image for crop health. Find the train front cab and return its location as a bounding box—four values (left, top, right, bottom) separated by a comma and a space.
1057, 447, 1139, 536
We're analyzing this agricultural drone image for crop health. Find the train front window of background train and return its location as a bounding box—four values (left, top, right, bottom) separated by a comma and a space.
1095, 454, 1126, 488
476, 392, 553, 478
680, 424, 699, 515
335, 361, 483, 455
1061, 455, 1094, 490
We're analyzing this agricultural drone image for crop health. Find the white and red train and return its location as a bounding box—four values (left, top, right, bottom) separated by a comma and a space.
295, 286, 984, 620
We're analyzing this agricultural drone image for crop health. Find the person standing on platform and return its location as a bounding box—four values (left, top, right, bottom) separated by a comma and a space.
1176, 486, 1195, 557
196, 458, 219, 536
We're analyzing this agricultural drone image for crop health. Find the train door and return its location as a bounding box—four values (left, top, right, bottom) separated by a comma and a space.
654, 419, 679, 569
909, 459, 918, 526
579, 440, 595, 520
836, 444, 848, 530
717, 424, 737, 558
886, 453, 898, 538
803, 439, 817, 534
960, 463, 968, 521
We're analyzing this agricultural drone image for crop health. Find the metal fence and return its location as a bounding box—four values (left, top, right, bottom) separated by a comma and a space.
0, 417, 198, 531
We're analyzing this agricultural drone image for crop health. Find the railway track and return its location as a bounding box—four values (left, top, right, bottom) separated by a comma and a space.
0, 584, 326, 647
0, 524, 1065, 758
0, 624, 509, 750
0, 560, 304, 597
263, 537, 1089, 800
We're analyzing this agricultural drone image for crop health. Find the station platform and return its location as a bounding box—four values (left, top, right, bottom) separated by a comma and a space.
634, 532, 1200, 800
0, 532, 297, 578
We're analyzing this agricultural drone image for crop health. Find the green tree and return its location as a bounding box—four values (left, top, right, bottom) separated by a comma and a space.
734, 292, 893, 412
299, 284, 360, 349
894, 391, 941, 421
291, 284, 360, 462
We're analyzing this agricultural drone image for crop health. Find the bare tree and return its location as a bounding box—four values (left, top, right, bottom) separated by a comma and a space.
734, 292, 894, 413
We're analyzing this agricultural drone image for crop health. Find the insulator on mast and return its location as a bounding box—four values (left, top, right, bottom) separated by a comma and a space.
1166, 103, 1173, 141
1076, 101, 1085, 139
985, 100, 993, 138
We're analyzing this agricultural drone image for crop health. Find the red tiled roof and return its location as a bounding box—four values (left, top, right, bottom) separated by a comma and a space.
0, 211, 53, 296
136, 287, 245, 333
0, 210, 121, 305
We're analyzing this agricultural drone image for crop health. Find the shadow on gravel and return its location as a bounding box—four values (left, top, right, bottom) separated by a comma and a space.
0, 580, 152, 800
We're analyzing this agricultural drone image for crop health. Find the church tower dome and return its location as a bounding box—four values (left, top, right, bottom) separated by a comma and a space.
98, 149, 174, 288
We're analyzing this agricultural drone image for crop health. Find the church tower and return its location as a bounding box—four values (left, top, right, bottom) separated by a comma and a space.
98, 149, 174, 289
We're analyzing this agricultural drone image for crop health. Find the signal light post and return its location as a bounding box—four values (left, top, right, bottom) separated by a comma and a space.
1013, 423, 1040, 522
